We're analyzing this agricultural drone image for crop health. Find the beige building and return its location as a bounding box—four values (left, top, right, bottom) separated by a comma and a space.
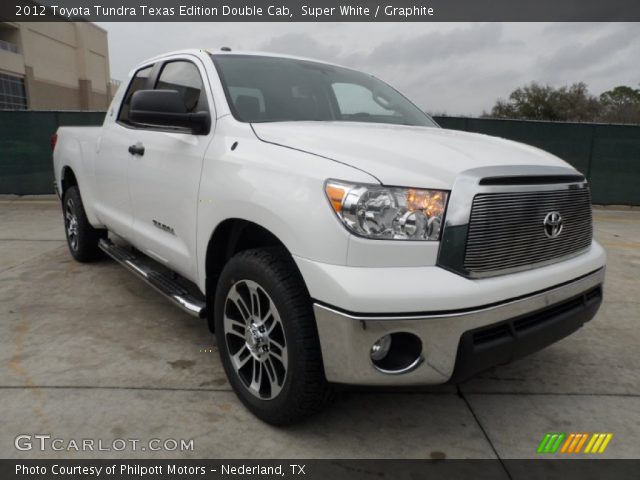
0, 22, 111, 110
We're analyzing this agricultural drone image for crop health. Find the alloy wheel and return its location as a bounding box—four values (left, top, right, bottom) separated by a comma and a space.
223, 279, 288, 400
64, 198, 79, 251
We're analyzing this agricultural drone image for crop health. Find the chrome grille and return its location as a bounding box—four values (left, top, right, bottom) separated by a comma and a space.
464, 187, 592, 276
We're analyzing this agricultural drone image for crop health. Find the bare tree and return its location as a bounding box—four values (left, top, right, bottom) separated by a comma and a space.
599, 86, 640, 124
488, 82, 601, 122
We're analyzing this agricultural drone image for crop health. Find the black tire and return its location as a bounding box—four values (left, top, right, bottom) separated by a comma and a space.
214, 247, 332, 425
62, 185, 106, 262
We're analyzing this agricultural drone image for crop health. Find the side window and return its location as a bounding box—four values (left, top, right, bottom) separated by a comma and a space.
155, 61, 207, 113
118, 65, 153, 124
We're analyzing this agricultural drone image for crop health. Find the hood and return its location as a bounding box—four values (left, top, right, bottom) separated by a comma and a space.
251, 121, 573, 189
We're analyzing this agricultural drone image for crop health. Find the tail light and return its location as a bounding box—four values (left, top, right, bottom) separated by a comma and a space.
51, 133, 58, 151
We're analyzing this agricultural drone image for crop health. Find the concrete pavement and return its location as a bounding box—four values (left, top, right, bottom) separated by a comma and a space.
1, 197, 638, 460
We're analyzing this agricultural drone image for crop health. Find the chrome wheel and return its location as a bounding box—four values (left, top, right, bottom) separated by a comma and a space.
223, 279, 288, 400
64, 198, 79, 251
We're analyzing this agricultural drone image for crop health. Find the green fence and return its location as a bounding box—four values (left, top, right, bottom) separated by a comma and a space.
1, 111, 639, 204
0, 111, 106, 195
434, 116, 640, 205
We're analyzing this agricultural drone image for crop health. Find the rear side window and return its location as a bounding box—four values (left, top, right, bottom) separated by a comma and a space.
155, 61, 207, 113
118, 65, 153, 124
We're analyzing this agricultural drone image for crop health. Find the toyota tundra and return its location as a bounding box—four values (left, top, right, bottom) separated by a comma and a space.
52, 49, 606, 424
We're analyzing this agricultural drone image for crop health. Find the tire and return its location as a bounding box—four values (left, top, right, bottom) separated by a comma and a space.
214, 247, 332, 425
62, 185, 106, 262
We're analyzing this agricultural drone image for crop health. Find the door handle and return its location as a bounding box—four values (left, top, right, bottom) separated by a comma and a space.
128, 143, 145, 156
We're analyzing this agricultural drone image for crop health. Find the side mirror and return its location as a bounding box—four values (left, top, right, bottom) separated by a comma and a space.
129, 90, 211, 135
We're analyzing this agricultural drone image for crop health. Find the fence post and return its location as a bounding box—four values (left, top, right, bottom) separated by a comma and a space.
586, 124, 596, 182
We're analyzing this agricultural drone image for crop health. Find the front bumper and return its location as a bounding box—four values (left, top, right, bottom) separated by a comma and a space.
313, 267, 604, 385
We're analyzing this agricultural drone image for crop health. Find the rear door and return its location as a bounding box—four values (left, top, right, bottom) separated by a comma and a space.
127, 56, 215, 281
94, 64, 155, 240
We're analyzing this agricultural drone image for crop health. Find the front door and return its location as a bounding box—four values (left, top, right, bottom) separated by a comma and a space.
127, 58, 214, 281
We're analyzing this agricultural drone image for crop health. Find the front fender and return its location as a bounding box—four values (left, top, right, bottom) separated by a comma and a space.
195, 120, 377, 291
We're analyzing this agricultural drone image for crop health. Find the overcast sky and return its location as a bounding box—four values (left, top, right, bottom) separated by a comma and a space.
97, 22, 640, 116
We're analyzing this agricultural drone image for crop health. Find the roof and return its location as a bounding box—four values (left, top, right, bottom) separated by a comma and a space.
140, 48, 344, 68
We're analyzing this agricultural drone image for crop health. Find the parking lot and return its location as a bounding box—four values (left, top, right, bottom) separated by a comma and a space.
1, 196, 639, 459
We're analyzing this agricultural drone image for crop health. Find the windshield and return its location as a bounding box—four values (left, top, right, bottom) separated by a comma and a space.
211, 54, 437, 127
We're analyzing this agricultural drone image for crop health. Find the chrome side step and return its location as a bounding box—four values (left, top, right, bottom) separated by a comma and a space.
99, 238, 207, 318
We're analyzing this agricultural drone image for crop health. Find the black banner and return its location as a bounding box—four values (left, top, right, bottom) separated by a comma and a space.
2, 460, 640, 480
1, 0, 639, 22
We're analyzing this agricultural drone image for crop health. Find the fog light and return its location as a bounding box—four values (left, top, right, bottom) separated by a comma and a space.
370, 332, 423, 374
370, 335, 392, 361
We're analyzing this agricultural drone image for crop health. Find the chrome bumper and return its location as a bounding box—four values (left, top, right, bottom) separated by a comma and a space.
313, 267, 605, 385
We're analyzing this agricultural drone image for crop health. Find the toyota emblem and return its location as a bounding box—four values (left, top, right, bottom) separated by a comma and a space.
543, 211, 563, 238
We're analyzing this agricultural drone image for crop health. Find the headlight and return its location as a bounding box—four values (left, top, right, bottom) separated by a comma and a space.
325, 180, 448, 241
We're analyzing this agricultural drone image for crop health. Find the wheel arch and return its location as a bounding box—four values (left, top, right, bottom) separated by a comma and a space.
60, 165, 78, 197
204, 218, 302, 332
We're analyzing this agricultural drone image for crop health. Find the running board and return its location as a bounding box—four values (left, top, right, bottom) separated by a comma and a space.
99, 238, 206, 319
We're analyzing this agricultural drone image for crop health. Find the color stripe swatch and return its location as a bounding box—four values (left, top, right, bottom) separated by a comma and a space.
537, 433, 613, 454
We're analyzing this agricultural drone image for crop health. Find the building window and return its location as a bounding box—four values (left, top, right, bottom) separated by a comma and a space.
0, 73, 27, 110
0, 39, 20, 54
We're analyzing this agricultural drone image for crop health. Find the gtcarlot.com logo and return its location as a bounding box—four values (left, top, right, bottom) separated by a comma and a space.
537, 432, 613, 454
15, 434, 194, 452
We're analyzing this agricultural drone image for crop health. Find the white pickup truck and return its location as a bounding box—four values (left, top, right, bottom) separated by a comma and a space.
53, 49, 606, 424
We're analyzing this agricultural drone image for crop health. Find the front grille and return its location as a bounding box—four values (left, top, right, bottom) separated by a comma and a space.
464, 187, 593, 275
